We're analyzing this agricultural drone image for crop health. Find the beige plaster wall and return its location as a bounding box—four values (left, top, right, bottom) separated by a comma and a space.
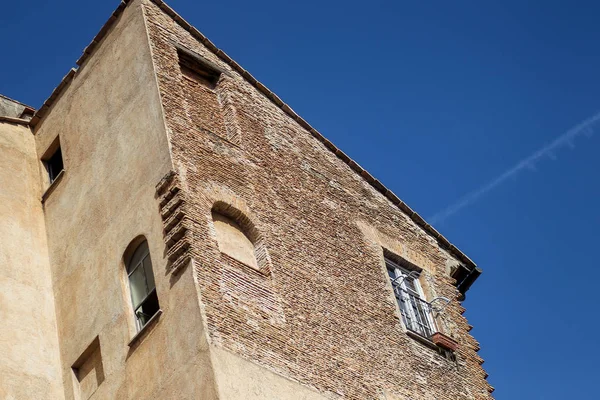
0, 121, 64, 399
210, 346, 332, 400
33, 1, 216, 399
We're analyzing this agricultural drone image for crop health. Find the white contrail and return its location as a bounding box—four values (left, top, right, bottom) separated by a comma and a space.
428, 111, 600, 225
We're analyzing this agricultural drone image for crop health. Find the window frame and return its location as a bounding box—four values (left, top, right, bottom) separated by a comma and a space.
40, 136, 65, 186
45, 146, 64, 184
386, 257, 437, 339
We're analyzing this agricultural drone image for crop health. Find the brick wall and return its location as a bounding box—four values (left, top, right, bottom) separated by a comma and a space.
143, 1, 492, 398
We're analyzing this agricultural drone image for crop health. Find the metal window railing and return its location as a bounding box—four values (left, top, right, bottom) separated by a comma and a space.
392, 283, 437, 339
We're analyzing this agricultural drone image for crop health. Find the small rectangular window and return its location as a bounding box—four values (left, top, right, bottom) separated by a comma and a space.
179, 54, 220, 88
42, 138, 64, 184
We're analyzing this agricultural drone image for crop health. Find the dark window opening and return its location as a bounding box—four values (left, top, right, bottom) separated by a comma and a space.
135, 289, 160, 327
178, 51, 220, 88
437, 346, 457, 361
45, 146, 64, 184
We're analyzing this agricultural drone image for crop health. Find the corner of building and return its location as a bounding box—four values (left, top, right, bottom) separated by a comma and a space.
0, 102, 64, 399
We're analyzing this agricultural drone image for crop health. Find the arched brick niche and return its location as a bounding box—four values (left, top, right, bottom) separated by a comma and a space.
211, 201, 271, 276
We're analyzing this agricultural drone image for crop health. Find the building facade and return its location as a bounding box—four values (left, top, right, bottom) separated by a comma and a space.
0, 1, 492, 399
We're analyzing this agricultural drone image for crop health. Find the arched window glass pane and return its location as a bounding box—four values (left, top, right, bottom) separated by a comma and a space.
129, 266, 147, 309
127, 240, 149, 274
143, 257, 155, 291
126, 240, 160, 330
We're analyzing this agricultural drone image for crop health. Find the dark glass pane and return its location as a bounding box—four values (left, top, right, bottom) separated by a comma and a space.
129, 265, 147, 309
404, 277, 417, 292
143, 257, 155, 291
47, 147, 64, 183
136, 290, 160, 327
387, 268, 396, 280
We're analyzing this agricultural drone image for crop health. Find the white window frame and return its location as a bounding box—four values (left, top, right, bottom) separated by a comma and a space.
386, 258, 437, 339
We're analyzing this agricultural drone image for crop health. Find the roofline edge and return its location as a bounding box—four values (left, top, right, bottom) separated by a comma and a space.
26, 0, 481, 287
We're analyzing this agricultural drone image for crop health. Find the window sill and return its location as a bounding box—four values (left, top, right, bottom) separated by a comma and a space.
41, 169, 65, 203
127, 309, 163, 348
406, 330, 438, 350
406, 330, 457, 361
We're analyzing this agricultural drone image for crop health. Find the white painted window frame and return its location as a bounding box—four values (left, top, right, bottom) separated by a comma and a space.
386, 258, 437, 338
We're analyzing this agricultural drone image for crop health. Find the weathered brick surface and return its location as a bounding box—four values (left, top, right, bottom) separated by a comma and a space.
143, 1, 492, 398
179, 63, 227, 139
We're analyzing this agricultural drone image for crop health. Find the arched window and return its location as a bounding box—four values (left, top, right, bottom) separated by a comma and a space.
126, 240, 160, 330
212, 211, 258, 269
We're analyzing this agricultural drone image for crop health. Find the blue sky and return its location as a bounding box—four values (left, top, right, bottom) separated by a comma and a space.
2, 1, 598, 398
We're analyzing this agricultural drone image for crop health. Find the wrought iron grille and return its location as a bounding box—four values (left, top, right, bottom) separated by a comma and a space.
391, 276, 437, 339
